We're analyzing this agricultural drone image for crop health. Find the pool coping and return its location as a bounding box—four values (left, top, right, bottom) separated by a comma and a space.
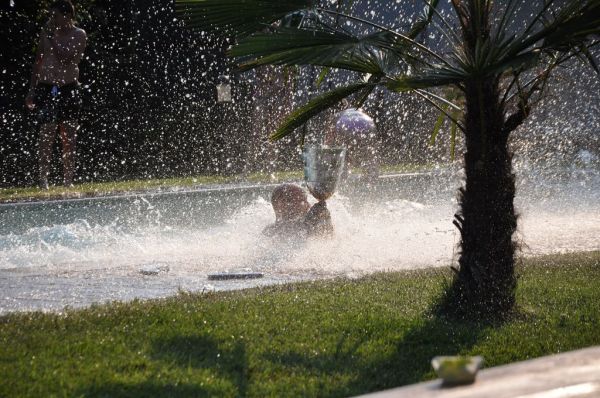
0, 172, 435, 209
354, 345, 600, 398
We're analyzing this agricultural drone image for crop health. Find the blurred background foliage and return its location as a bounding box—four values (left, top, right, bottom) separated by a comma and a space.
0, 0, 253, 186
0, 0, 450, 188
2, 1, 597, 188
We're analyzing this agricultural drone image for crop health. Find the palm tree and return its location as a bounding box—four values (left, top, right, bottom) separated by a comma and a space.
176, 0, 600, 317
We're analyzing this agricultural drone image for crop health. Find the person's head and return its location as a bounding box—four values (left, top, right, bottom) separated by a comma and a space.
271, 184, 310, 222
49, 0, 75, 28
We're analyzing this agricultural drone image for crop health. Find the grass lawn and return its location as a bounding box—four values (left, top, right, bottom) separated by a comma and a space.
1, 251, 599, 397
0, 163, 435, 203
0, 172, 300, 204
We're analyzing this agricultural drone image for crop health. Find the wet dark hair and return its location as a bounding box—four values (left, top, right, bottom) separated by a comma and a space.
50, 0, 75, 17
271, 184, 307, 207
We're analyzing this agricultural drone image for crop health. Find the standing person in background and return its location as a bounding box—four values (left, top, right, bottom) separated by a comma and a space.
25, 0, 86, 189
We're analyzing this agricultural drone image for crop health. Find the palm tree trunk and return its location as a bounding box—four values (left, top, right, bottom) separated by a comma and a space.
448, 78, 518, 316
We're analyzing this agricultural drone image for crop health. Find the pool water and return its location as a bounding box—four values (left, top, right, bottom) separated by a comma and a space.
1, 167, 598, 313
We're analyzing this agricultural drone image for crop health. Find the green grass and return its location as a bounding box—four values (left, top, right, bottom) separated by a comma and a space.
0, 171, 303, 203
0, 163, 436, 203
1, 251, 599, 397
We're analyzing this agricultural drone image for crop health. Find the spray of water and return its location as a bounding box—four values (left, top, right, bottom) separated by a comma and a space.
1, 163, 598, 313
1, 2, 599, 313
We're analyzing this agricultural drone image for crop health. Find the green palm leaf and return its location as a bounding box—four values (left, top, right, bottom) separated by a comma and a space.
408, 0, 440, 39
540, 1, 600, 50
429, 104, 449, 146
503, 1, 600, 61
177, 0, 600, 145
238, 46, 385, 74
580, 44, 600, 76
176, 0, 311, 37
455, 1, 600, 78
231, 28, 418, 75
270, 83, 372, 141
315, 67, 331, 88
482, 49, 541, 76
386, 70, 464, 92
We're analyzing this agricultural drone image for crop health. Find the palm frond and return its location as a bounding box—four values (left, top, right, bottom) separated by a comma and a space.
475, 1, 600, 78
230, 28, 357, 59
429, 105, 448, 145
482, 49, 541, 76
580, 44, 600, 76
409, 0, 440, 39
494, 0, 522, 41
541, 2, 600, 50
270, 83, 372, 141
353, 75, 383, 108
176, 0, 311, 37
413, 88, 465, 132
237, 46, 385, 75
386, 69, 464, 92
319, 8, 451, 67
507, 0, 600, 57
315, 67, 331, 88
453, 0, 600, 79
231, 28, 414, 74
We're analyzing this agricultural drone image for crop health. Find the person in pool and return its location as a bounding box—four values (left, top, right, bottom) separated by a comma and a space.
262, 184, 333, 238
25, 0, 87, 189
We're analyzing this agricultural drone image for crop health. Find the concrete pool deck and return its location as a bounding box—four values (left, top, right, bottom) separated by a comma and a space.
355, 346, 600, 398
0, 265, 313, 314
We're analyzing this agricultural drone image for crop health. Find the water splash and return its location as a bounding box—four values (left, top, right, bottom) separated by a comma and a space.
1, 167, 598, 275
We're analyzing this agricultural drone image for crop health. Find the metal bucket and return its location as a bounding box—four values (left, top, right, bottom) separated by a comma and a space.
303, 145, 347, 201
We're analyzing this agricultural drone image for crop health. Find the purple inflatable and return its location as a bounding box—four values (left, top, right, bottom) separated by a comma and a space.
335, 108, 376, 142
327, 108, 379, 178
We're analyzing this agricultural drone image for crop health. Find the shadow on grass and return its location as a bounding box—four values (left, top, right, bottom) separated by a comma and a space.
154, 334, 248, 396
153, 334, 248, 382
76, 382, 213, 398
262, 313, 493, 397
75, 308, 496, 397
76, 334, 248, 398
75, 316, 493, 398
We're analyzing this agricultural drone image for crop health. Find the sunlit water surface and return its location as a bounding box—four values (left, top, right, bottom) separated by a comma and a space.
0, 166, 598, 313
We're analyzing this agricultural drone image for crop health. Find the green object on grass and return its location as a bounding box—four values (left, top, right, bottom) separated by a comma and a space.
432, 355, 484, 386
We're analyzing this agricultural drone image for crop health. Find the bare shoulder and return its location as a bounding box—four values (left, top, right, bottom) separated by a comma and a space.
73, 27, 87, 38
72, 27, 87, 49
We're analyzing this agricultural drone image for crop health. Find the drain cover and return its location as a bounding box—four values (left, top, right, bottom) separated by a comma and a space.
207, 272, 264, 280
